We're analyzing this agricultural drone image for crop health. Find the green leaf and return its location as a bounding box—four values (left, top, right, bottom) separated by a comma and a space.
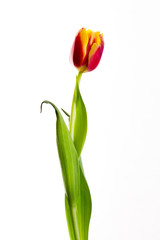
65, 165, 92, 240
65, 194, 76, 240
70, 76, 87, 157
61, 108, 70, 119
41, 92, 92, 240
40, 101, 80, 204
78, 161, 92, 240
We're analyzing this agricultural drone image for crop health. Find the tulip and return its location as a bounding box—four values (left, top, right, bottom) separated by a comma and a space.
41, 27, 105, 240
71, 28, 104, 72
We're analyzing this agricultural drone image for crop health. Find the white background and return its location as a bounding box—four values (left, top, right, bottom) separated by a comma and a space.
0, 0, 160, 239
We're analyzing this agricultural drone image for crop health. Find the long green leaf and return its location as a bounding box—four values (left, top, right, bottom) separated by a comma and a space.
78, 161, 92, 240
70, 76, 87, 157
65, 194, 76, 240
40, 101, 80, 204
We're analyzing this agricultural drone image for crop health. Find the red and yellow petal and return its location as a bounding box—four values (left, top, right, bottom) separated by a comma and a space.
87, 38, 104, 72
72, 28, 89, 68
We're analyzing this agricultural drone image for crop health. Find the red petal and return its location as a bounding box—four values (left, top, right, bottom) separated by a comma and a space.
87, 39, 104, 72
72, 28, 89, 68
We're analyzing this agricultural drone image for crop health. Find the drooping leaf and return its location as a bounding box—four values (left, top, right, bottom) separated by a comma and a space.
40, 101, 80, 204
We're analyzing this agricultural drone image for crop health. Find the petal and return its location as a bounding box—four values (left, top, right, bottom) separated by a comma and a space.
84, 30, 95, 61
72, 28, 89, 68
87, 34, 104, 72
94, 31, 101, 45
87, 44, 104, 72
78, 30, 95, 72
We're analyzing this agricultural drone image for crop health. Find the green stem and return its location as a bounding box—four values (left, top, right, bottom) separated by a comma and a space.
77, 71, 82, 85
69, 72, 82, 136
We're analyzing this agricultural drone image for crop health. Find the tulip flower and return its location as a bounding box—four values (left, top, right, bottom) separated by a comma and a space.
71, 28, 104, 72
